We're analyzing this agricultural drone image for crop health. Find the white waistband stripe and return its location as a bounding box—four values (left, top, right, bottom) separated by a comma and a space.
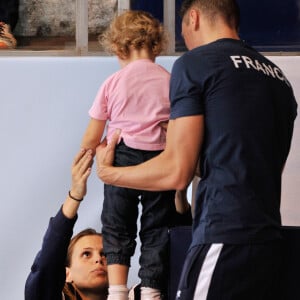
193, 243, 224, 300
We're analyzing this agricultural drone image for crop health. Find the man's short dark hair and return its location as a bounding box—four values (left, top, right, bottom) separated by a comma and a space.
180, 0, 240, 30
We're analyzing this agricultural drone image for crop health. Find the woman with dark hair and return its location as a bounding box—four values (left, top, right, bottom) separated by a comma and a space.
25, 149, 109, 300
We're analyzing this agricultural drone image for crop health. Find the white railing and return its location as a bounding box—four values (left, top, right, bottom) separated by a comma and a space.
76, 0, 88, 55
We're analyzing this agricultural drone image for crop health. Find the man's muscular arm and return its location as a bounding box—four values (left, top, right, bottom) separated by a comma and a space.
96, 115, 204, 191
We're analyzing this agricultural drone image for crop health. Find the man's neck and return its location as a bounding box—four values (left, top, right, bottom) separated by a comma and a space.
190, 14, 240, 50
200, 21, 239, 47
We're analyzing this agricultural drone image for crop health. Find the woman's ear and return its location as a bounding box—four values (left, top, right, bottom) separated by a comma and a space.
66, 267, 72, 283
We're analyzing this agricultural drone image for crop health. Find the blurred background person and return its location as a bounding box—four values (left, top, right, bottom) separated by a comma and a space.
0, 0, 18, 48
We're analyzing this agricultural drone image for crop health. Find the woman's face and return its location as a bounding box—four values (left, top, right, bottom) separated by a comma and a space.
66, 235, 108, 292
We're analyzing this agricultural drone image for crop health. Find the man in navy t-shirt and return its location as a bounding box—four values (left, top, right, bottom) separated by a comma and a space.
96, 1, 297, 299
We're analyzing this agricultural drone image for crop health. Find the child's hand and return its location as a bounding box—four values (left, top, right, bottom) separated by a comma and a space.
175, 189, 190, 214
159, 121, 169, 131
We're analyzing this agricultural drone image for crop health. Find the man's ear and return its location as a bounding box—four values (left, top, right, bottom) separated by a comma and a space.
66, 267, 72, 283
190, 8, 200, 30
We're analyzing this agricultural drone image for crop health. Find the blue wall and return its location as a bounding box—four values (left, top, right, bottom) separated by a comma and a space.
0, 55, 299, 299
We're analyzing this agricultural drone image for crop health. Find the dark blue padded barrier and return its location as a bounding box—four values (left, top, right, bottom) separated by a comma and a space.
279, 226, 300, 300
168, 226, 192, 300
131, 0, 300, 52
168, 226, 300, 300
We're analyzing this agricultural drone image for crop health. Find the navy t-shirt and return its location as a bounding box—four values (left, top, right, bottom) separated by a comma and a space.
170, 38, 297, 245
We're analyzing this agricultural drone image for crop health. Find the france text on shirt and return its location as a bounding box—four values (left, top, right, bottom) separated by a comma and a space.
230, 55, 291, 87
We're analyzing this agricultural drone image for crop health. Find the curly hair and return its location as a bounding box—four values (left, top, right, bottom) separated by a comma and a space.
100, 10, 168, 59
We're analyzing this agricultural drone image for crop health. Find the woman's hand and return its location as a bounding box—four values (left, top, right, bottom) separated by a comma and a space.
69, 148, 93, 200
63, 149, 93, 219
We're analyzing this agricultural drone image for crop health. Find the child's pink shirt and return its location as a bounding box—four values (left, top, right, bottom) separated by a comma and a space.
89, 59, 170, 151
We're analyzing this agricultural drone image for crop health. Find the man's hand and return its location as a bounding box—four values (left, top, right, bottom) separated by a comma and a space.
96, 130, 120, 184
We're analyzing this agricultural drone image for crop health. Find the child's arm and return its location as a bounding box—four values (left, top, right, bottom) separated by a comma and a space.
81, 118, 106, 154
